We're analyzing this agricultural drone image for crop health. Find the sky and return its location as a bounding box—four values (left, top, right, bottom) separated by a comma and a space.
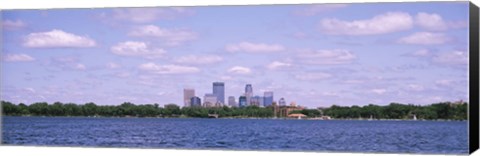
0, 2, 470, 108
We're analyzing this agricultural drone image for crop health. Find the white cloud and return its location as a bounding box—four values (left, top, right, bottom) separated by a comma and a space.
110, 7, 193, 23
321, 91, 339, 97
432, 50, 468, 66
74, 63, 87, 70
53, 56, 77, 63
23, 29, 96, 48
415, 12, 448, 31
267, 61, 292, 70
407, 84, 424, 91
435, 79, 454, 86
129, 25, 197, 46
415, 12, 467, 31
3, 54, 35, 62
228, 66, 252, 75
371, 89, 387, 95
138, 62, 200, 74
446, 21, 468, 29
2, 19, 26, 30
397, 32, 451, 45
295, 72, 332, 81
343, 79, 365, 84
24, 87, 36, 93
50, 56, 87, 71
226, 42, 285, 53
411, 49, 431, 57
220, 76, 233, 80
111, 41, 166, 59
115, 72, 130, 78
296, 49, 356, 65
106, 62, 121, 69
174, 55, 223, 65
294, 4, 347, 16
319, 12, 413, 35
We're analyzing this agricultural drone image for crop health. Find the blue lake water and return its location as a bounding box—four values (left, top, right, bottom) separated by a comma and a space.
1, 116, 468, 154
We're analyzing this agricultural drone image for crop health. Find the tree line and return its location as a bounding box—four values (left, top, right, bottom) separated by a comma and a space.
1, 101, 273, 118
321, 102, 467, 120
1, 101, 468, 120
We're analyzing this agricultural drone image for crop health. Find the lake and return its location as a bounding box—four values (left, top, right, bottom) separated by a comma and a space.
1, 116, 468, 154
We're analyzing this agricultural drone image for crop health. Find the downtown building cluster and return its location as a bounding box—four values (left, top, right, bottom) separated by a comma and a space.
183, 82, 288, 108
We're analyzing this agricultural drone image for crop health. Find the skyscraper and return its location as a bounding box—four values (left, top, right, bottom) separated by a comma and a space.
190, 96, 201, 107
252, 95, 261, 106
228, 96, 236, 107
245, 84, 253, 105
258, 96, 264, 107
204, 93, 217, 107
212, 82, 225, 104
279, 97, 286, 106
183, 88, 195, 107
239, 95, 247, 107
264, 91, 274, 107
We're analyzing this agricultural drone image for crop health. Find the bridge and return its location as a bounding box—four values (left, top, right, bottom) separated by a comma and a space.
208, 114, 219, 118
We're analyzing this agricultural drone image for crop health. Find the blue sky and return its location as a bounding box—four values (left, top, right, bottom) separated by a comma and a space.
1, 2, 470, 107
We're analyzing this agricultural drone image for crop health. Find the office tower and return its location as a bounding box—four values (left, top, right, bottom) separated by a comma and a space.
183, 88, 195, 107
204, 93, 217, 107
264, 91, 274, 107
258, 96, 264, 107
279, 97, 286, 106
239, 95, 247, 107
213, 82, 225, 104
190, 96, 202, 107
252, 95, 261, 106
228, 96, 237, 107
245, 84, 253, 105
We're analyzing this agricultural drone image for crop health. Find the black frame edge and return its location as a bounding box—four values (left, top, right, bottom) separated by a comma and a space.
470, 1, 480, 154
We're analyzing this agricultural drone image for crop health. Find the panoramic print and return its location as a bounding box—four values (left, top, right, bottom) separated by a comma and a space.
1, 2, 470, 154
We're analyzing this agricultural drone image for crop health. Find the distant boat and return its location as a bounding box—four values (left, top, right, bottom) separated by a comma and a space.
413, 115, 417, 121
369, 115, 373, 121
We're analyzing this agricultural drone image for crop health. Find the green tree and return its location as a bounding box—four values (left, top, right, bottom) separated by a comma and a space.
2, 101, 18, 115
29, 102, 49, 116
164, 104, 180, 116
82, 102, 98, 116
49, 102, 65, 116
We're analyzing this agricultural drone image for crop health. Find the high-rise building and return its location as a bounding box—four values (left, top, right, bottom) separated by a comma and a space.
258, 96, 265, 107
264, 91, 274, 107
183, 88, 195, 107
228, 96, 237, 107
239, 95, 247, 107
212, 82, 225, 104
190, 96, 201, 107
251, 95, 262, 106
204, 93, 217, 107
279, 97, 286, 106
245, 84, 253, 105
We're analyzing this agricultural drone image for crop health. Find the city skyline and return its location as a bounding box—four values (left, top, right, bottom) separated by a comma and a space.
184, 82, 279, 108
1, 2, 470, 107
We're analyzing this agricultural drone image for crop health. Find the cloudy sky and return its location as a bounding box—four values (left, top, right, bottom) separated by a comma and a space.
1, 2, 470, 107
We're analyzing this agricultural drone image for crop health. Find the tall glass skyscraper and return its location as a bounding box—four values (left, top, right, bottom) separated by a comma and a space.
252, 95, 261, 106
245, 84, 253, 105
190, 96, 201, 107
183, 88, 195, 107
213, 82, 225, 104
228, 96, 236, 107
264, 91, 273, 107
279, 97, 286, 106
239, 95, 247, 107
204, 93, 217, 107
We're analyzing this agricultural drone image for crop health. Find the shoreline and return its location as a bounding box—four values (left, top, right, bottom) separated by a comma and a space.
1, 115, 467, 122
